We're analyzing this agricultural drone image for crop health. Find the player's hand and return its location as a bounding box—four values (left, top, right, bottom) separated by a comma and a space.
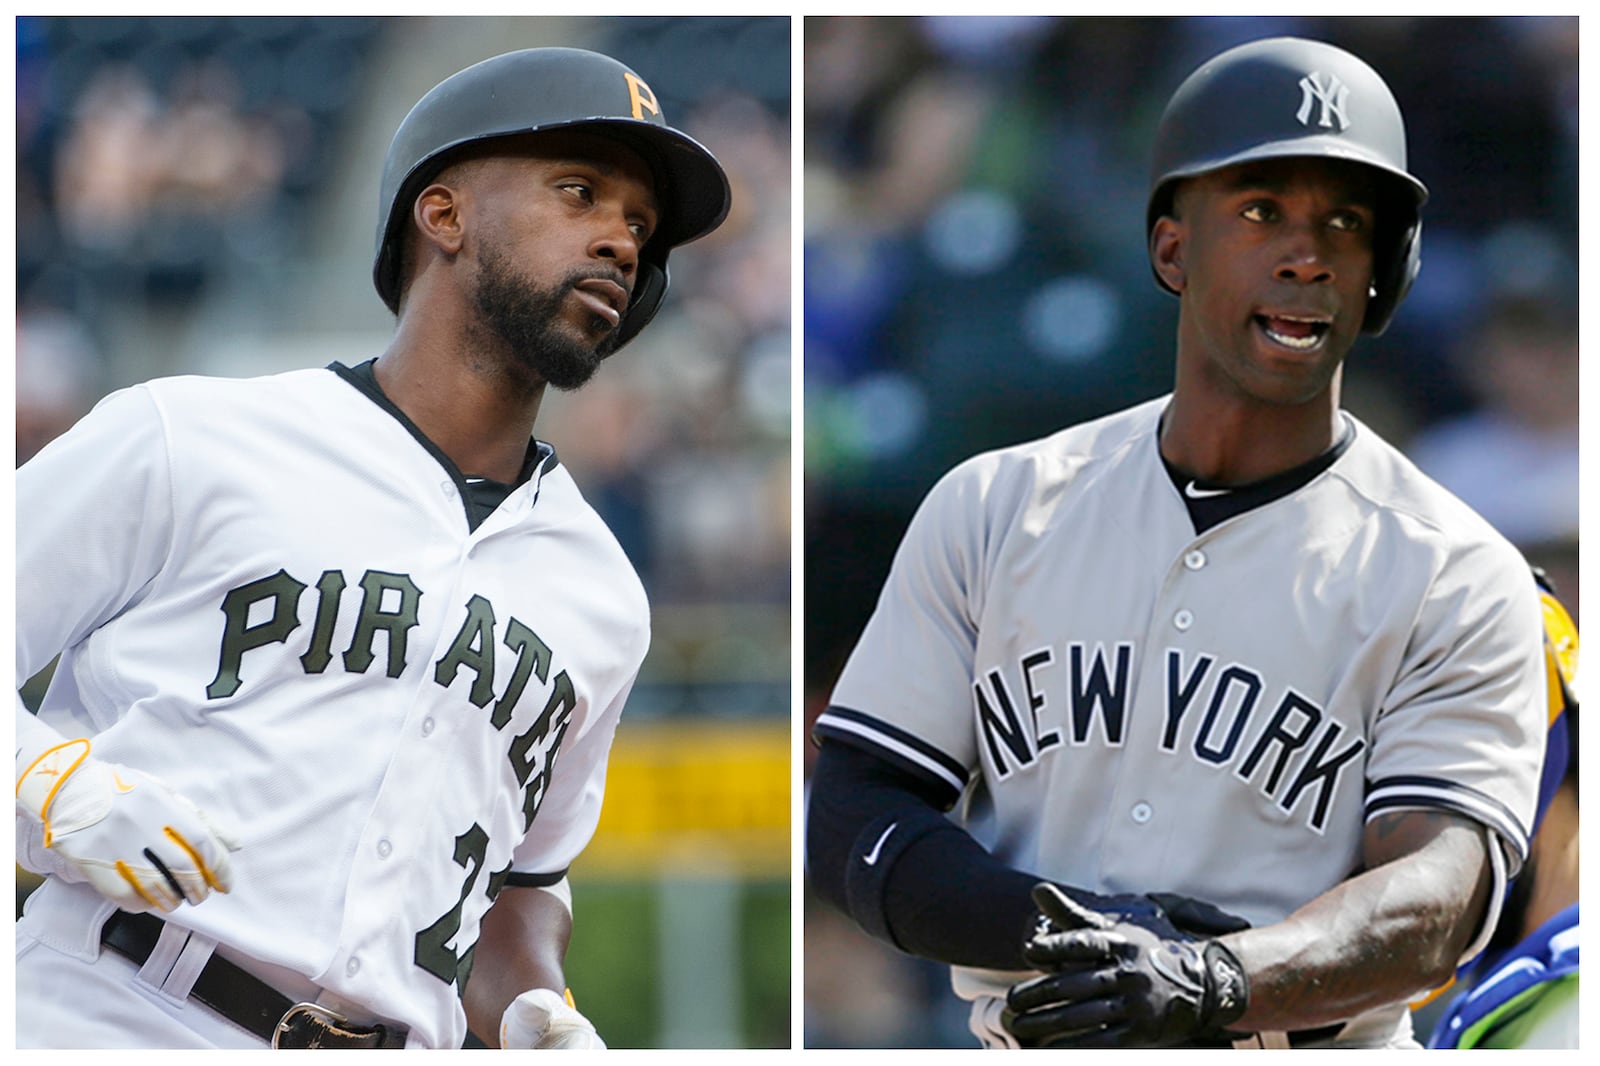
1002, 883, 1250, 1048
15, 738, 240, 914
500, 987, 606, 1050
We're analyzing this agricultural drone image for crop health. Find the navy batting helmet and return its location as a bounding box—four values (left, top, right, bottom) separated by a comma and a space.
1147, 37, 1427, 335
373, 47, 732, 349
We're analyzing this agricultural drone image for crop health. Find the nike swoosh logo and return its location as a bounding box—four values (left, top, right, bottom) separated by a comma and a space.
863, 822, 898, 866
111, 772, 136, 794
1184, 481, 1232, 499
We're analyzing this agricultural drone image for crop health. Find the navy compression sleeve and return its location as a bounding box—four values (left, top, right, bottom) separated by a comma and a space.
805, 739, 1045, 970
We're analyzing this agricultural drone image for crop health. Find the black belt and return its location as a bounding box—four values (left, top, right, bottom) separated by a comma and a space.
100, 910, 406, 1049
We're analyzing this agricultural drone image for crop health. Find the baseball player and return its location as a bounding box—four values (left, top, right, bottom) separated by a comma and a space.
806, 37, 1547, 1049
15, 47, 729, 1049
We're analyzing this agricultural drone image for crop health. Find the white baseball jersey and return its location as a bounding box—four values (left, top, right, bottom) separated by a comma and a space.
815, 396, 1546, 1046
15, 364, 648, 1049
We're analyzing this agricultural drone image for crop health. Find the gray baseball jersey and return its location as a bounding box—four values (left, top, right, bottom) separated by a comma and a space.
15, 365, 647, 1048
815, 396, 1545, 1046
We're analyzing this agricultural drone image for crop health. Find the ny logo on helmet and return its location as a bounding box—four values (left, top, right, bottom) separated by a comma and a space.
1296, 72, 1350, 131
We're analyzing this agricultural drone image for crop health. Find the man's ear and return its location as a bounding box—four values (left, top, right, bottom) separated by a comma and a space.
1150, 215, 1186, 294
414, 182, 467, 258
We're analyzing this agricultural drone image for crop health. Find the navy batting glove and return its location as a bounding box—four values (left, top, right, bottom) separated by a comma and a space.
1002, 883, 1250, 1048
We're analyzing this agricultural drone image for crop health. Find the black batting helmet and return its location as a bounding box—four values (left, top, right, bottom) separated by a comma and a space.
373, 47, 731, 348
1147, 37, 1427, 335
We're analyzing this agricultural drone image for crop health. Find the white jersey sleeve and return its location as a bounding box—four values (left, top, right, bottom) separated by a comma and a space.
508, 660, 638, 882
17, 385, 174, 718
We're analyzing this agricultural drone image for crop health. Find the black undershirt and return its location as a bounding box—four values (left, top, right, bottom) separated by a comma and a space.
332, 359, 545, 532
1161, 413, 1355, 533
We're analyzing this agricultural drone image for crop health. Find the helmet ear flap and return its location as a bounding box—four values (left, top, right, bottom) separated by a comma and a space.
1361, 219, 1420, 336
1360, 176, 1421, 336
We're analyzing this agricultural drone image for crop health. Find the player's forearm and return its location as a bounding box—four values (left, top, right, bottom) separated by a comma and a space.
463, 885, 572, 1045
1220, 812, 1492, 1033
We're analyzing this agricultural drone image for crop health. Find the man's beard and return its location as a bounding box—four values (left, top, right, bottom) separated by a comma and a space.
472, 244, 624, 392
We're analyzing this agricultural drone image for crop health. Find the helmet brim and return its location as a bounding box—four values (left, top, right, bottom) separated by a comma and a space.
1154, 135, 1428, 211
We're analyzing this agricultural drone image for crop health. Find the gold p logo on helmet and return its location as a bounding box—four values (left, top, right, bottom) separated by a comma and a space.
625, 72, 660, 121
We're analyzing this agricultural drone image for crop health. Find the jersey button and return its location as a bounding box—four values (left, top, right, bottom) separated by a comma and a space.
441, 480, 456, 498
1131, 802, 1153, 824
1185, 550, 1206, 570
377, 839, 393, 859
346, 957, 361, 977
1174, 609, 1193, 630
421, 717, 435, 737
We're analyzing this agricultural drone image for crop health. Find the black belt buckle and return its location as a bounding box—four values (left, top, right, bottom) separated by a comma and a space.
273, 1002, 401, 1050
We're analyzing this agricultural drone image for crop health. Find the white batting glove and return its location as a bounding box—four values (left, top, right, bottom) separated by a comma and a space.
16, 738, 240, 914
500, 987, 606, 1050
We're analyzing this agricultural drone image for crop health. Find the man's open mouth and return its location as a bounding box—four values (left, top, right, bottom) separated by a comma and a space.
1255, 313, 1331, 352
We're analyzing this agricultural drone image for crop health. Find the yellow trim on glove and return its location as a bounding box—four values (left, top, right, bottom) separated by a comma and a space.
164, 826, 224, 892
116, 859, 162, 910
16, 738, 93, 848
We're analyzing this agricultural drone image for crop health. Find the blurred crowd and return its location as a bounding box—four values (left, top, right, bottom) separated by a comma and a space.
802, 16, 1578, 1047
15, 16, 792, 722
16, 17, 377, 352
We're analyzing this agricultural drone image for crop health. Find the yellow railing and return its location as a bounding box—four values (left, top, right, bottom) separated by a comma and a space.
579, 718, 790, 878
